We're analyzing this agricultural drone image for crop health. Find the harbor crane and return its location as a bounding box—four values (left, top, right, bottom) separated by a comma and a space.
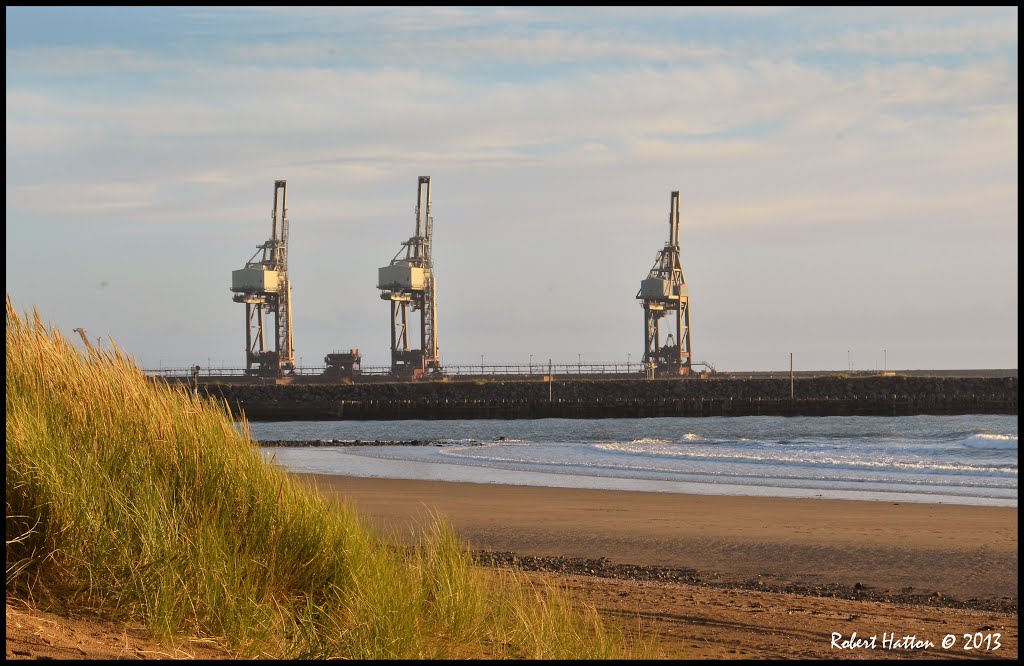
377, 176, 440, 379
637, 190, 692, 376
230, 180, 295, 376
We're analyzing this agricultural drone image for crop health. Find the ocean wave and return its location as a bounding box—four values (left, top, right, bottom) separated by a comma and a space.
434, 438, 483, 446
616, 434, 717, 446
430, 446, 1017, 484
593, 441, 1016, 475
630, 437, 676, 445
964, 434, 1018, 450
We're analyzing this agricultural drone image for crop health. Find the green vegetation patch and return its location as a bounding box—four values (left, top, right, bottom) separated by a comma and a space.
5, 300, 658, 659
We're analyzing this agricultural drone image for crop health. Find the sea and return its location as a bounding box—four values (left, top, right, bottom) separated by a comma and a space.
249, 415, 1018, 507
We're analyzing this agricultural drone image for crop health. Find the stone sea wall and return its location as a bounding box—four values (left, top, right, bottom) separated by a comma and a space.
200, 375, 1018, 421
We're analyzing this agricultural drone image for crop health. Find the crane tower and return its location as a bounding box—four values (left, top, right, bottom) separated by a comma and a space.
378, 176, 440, 378
637, 190, 692, 376
230, 180, 295, 376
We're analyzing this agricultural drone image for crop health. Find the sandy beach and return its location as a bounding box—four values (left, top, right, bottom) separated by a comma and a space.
5, 473, 1017, 660
295, 473, 1018, 660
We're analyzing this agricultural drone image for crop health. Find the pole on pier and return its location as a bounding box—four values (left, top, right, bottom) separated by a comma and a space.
790, 352, 794, 400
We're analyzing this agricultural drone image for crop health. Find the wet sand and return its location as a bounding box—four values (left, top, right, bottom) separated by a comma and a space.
294, 474, 1017, 603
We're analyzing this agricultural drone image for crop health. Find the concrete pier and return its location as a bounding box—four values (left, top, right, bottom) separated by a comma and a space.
193, 375, 1018, 421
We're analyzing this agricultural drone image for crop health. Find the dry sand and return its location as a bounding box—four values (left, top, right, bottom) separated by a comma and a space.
296, 473, 1019, 660
4, 599, 234, 661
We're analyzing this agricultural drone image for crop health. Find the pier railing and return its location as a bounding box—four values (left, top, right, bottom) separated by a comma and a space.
144, 361, 651, 379
140, 364, 1015, 382
141, 360, 737, 381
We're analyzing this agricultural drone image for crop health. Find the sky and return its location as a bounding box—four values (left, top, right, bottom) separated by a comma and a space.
5, 6, 1018, 372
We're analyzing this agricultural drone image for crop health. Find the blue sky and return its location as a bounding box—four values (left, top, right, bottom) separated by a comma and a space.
5, 6, 1018, 371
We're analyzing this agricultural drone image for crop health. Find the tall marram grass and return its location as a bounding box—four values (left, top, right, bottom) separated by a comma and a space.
5, 300, 659, 659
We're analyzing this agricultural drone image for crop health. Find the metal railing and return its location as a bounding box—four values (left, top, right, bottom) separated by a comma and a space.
144, 361, 650, 379
139, 363, 1015, 381
441, 362, 642, 376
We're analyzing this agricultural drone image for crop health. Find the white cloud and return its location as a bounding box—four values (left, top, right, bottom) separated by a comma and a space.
6, 55, 1015, 227
5, 45, 165, 77
6, 182, 161, 215
818, 21, 1018, 55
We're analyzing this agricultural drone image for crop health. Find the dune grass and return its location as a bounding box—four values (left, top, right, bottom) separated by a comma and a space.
5, 299, 660, 659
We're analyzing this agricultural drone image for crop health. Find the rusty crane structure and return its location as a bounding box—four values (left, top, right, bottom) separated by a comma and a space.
378, 176, 440, 378
637, 190, 692, 376
230, 179, 295, 376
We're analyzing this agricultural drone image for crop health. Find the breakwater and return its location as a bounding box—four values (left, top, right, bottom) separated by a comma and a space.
200, 375, 1017, 421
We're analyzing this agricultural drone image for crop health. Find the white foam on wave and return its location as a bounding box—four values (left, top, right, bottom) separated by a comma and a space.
630, 437, 676, 445
435, 438, 482, 446
593, 441, 1016, 474
964, 433, 1018, 450
608, 435, 703, 447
